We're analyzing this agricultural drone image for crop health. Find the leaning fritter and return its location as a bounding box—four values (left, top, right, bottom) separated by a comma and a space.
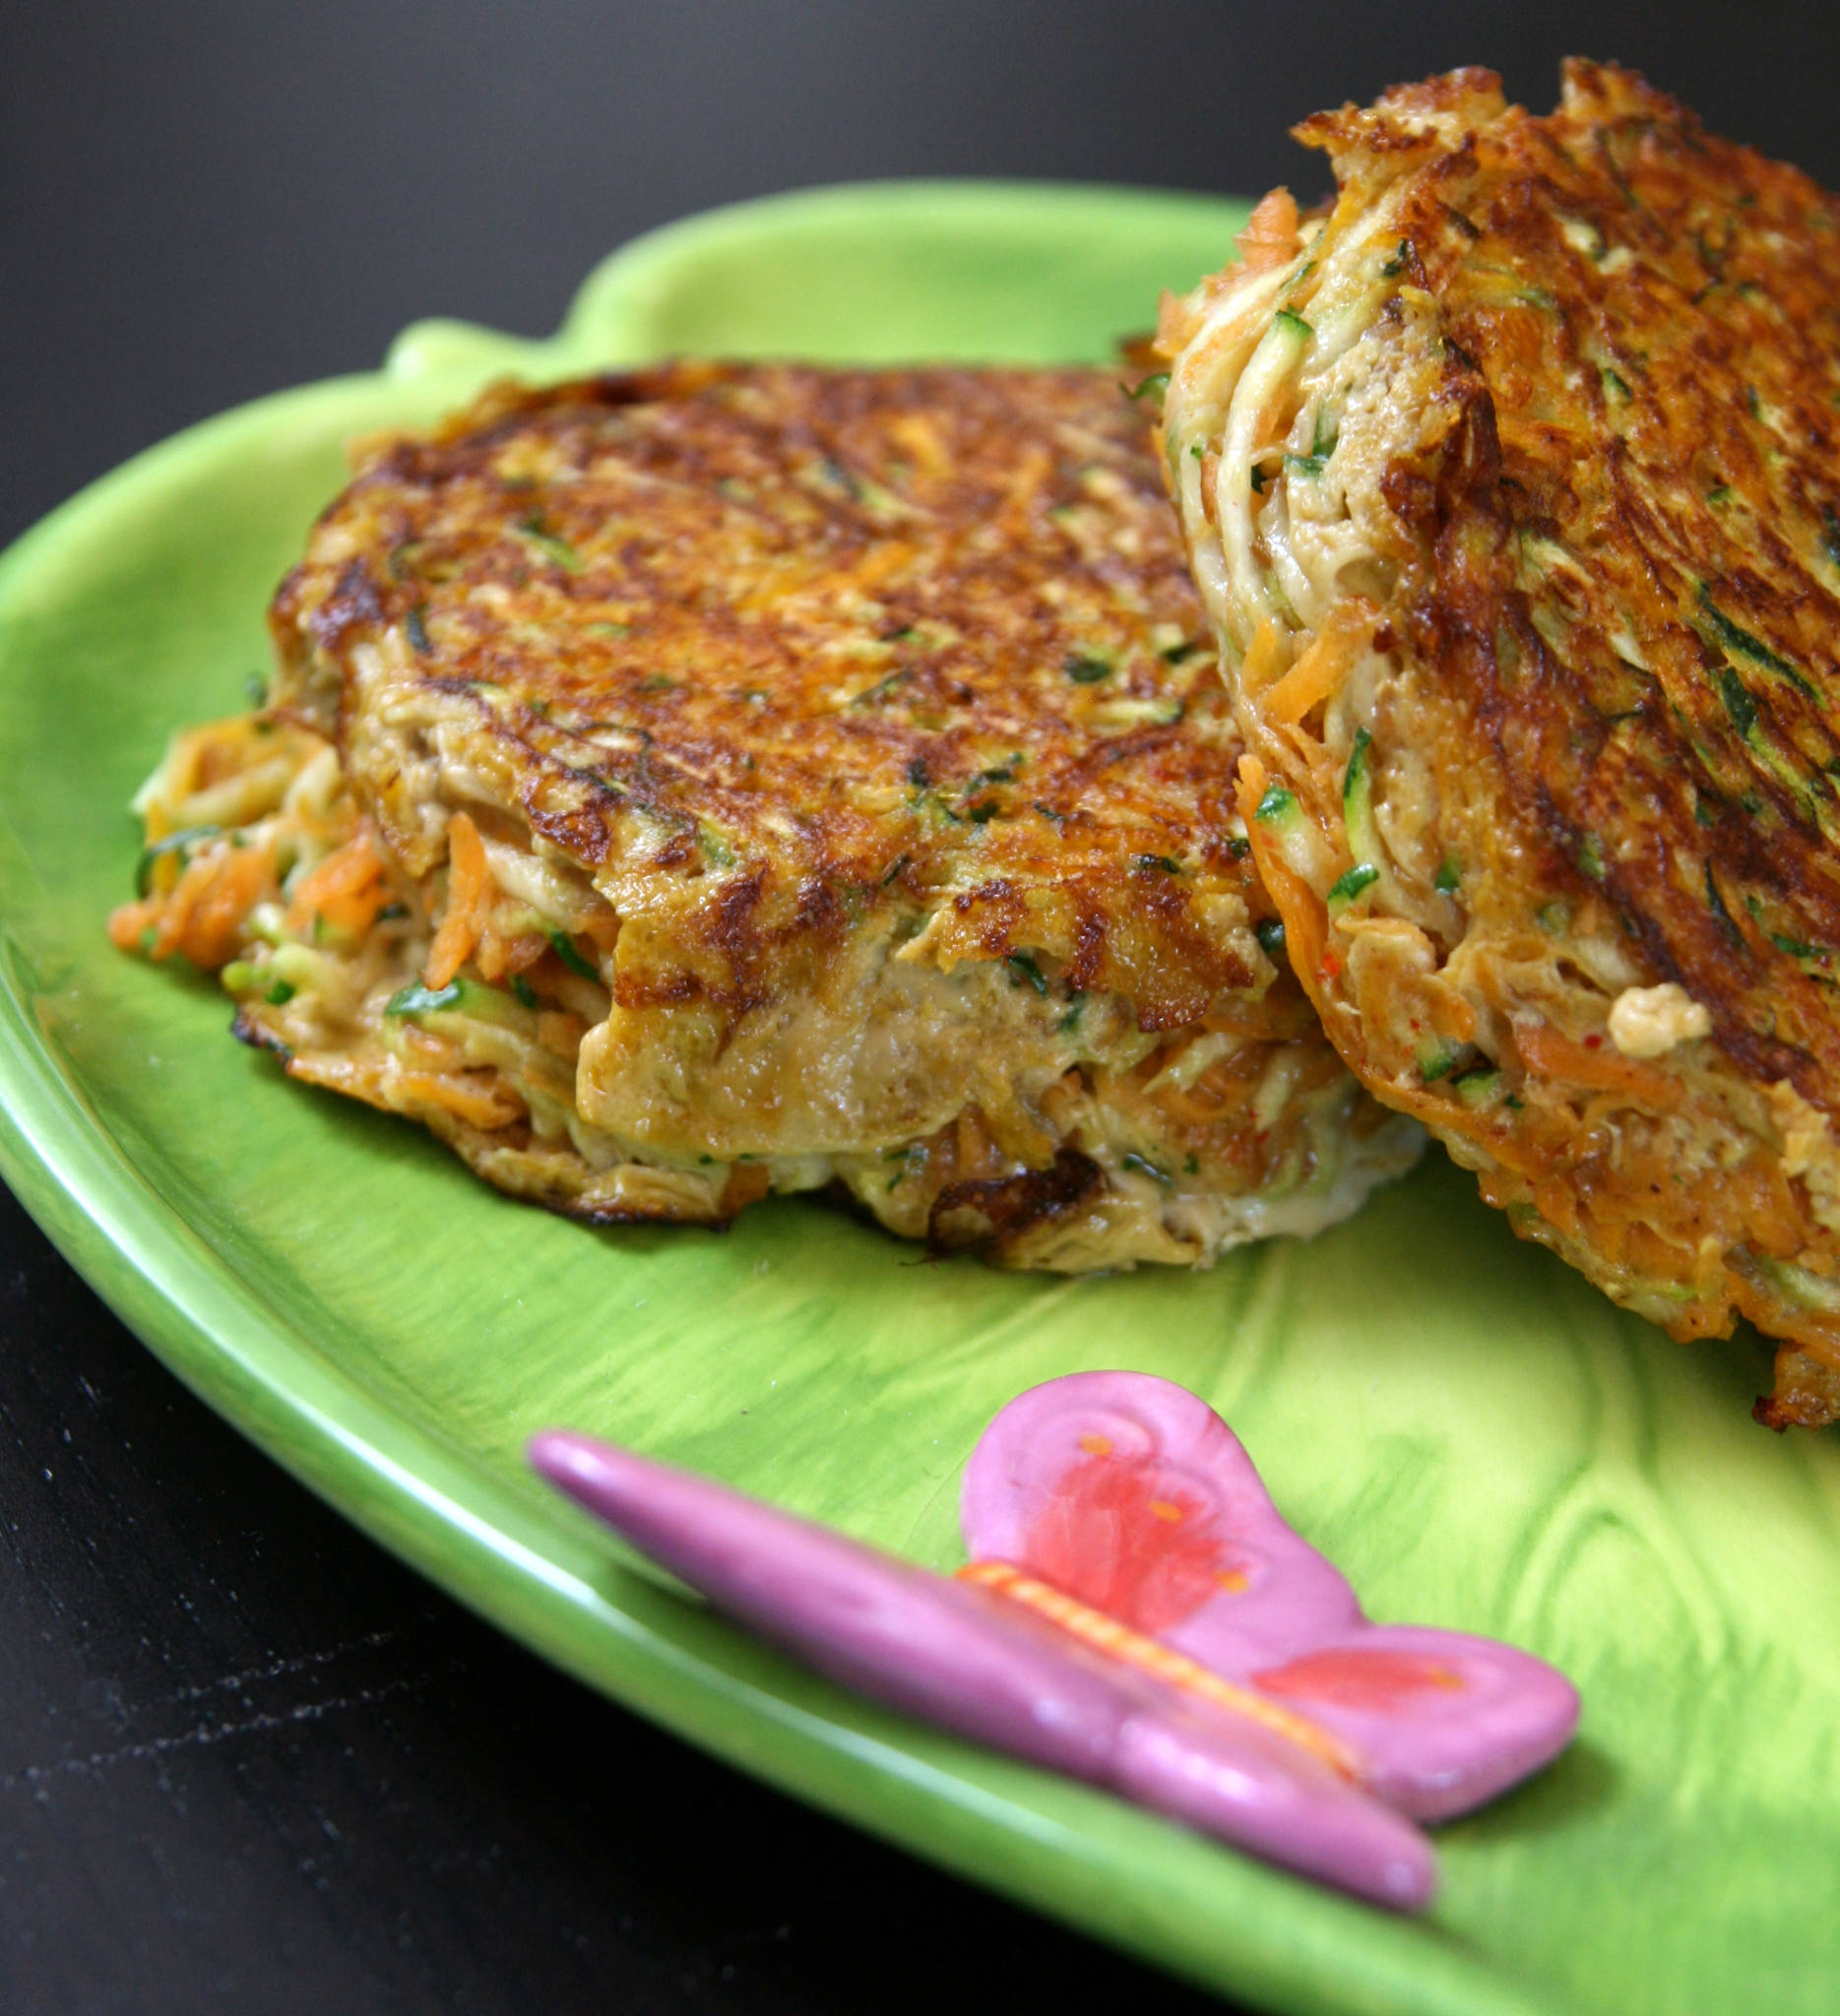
1162, 63, 1840, 1418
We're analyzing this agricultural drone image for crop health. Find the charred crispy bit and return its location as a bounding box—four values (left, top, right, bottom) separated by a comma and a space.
1160, 61, 1840, 1412
113, 365, 1419, 1270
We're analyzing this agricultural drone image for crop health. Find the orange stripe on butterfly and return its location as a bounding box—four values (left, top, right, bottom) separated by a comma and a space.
956, 1559, 1360, 1781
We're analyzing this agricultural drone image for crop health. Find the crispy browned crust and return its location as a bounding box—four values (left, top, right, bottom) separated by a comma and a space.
211, 363, 1421, 1267
1164, 63, 1840, 1418
1309, 63, 1840, 1091
272, 363, 1265, 1026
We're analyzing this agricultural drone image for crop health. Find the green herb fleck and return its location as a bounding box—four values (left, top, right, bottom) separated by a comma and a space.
1420, 1045, 1460, 1083
1255, 783, 1296, 824
880, 852, 909, 887
1133, 853, 1181, 874
1274, 308, 1313, 341
266, 978, 296, 1007
1434, 855, 1462, 895
1005, 952, 1049, 995
1719, 666, 1759, 738
1122, 372, 1170, 403
1255, 916, 1286, 957
1327, 862, 1379, 908
512, 975, 539, 1009
134, 825, 222, 898
1578, 832, 1607, 881
405, 603, 432, 655
1064, 654, 1111, 684
386, 981, 463, 1017
1601, 366, 1632, 402
1698, 585, 1810, 692
1380, 240, 1411, 278
1121, 1152, 1172, 1186
1284, 452, 1327, 479
852, 670, 907, 708
1057, 994, 1086, 1035
513, 515, 582, 573
547, 929, 600, 981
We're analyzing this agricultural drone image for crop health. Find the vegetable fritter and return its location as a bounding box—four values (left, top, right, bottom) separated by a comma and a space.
115, 364, 1418, 1268
1161, 62, 1840, 1417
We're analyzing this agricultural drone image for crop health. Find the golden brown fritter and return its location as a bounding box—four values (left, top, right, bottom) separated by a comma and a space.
116, 365, 1419, 1268
1161, 62, 1840, 1418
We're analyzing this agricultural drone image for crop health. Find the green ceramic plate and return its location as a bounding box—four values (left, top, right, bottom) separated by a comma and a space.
2, 182, 1836, 2016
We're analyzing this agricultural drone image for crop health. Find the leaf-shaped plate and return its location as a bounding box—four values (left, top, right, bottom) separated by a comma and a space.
2, 181, 1838, 2016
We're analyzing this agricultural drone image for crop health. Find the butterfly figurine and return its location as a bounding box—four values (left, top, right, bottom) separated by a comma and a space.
531, 1370, 1577, 1909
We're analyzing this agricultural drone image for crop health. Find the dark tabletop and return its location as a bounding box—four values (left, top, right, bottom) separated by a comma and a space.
5, 5, 1836, 2011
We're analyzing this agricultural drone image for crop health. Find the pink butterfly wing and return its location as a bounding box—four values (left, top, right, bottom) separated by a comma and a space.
962, 1369, 1360, 1661
531, 1429, 1436, 1908
962, 1372, 1578, 1822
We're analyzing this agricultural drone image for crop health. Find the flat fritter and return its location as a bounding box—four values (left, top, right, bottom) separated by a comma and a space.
114, 365, 1418, 1268
1161, 63, 1840, 1416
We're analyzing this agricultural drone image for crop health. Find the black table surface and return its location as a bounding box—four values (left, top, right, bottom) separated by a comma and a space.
7, 5, 1838, 2011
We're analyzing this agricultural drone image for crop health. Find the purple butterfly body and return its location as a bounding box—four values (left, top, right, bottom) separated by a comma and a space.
531, 1371, 1578, 1910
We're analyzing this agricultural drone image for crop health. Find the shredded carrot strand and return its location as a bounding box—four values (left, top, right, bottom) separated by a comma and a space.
1235, 188, 1301, 275
180, 846, 279, 968
286, 828, 389, 941
114, 842, 278, 970
1235, 754, 1330, 1000
396, 1069, 520, 1130
1515, 1021, 1682, 1110
423, 811, 488, 988
1263, 604, 1372, 725
107, 899, 159, 953
1238, 617, 1287, 696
